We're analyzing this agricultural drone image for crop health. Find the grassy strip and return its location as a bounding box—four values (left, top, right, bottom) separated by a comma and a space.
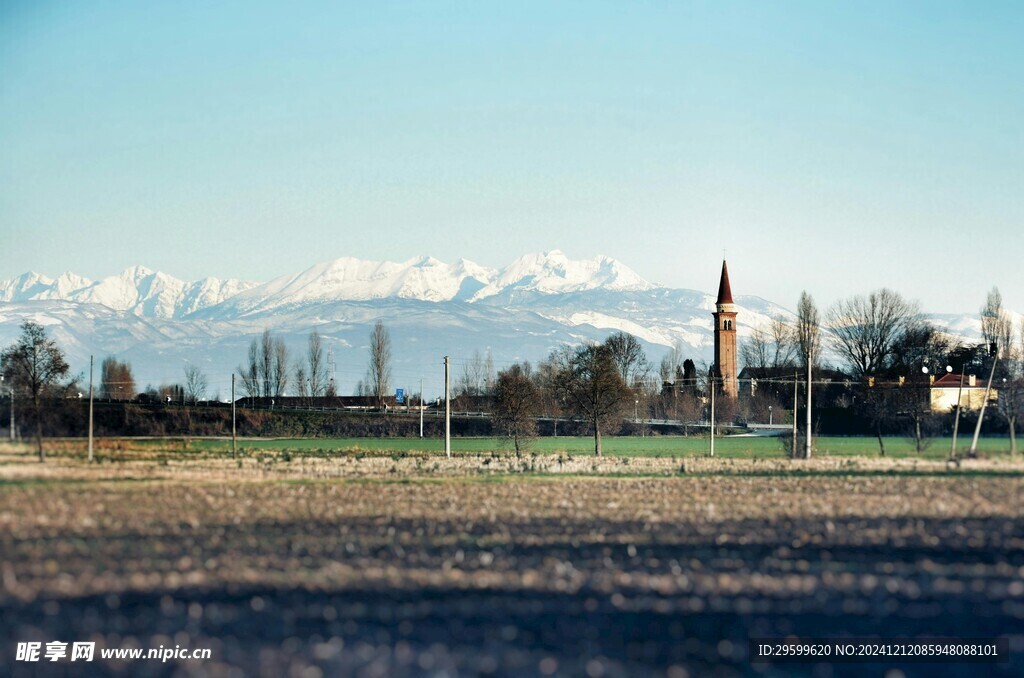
37, 435, 1017, 460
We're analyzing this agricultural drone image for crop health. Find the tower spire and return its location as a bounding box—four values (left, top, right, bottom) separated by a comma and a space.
712, 259, 738, 399
716, 260, 733, 305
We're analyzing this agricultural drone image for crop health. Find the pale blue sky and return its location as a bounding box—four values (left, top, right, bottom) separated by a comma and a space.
1, 1, 1021, 313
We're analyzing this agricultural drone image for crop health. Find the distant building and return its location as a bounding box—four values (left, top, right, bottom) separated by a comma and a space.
929, 373, 997, 412
233, 395, 398, 410
738, 366, 852, 407
712, 260, 738, 398
737, 366, 793, 397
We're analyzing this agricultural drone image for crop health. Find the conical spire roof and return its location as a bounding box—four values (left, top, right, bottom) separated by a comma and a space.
716, 260, 733, 304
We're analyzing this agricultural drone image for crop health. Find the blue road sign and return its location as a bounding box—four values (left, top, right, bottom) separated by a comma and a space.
395, 388, 405, 404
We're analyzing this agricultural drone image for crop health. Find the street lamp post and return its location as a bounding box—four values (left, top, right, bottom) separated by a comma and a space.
709, 378, 716, 458
768, 405, 773, 426
950, 365, 964, 463
969, 349, 1000, 457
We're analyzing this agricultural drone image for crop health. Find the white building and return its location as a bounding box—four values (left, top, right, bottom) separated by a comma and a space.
930, 373, 997, 412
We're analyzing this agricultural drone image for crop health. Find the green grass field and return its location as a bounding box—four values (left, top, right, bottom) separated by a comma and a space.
162, 434, 1016, 460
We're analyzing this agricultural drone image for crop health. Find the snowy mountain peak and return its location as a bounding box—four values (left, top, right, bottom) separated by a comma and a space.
121, 264, 156, 280
411, 255, 443, 268
0, 272, 55, 302
469, 251, 654, 301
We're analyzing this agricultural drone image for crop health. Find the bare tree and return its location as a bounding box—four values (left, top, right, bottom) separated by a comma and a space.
307, 330, 328, 397
827, 289, 921, 378
888, 323, 959, 375
1, 321, 71, 461
492, 362, 539, 457
795, 292, 820, 459
293, 361, 309, 400
533, 353, 564, 432
796, 292, 821, 370
995, 320, 1024, 455
99, 357, 136, 400
239, 331, 288, 399
861, 385, 897, 456
554, 341, 631, 456
354, 377, 368, 398
458, 350, 486, 397
741, 317, 797, 370
368, 321, 392, 409
659, 339, 687, 384
239, 340, 260, 398
605, 331, 650, 386
996, 378, 1021, 455
484, 349, 495, 395
273, 338, 289, 397
901, 379, 936, 454
740, 324, 772, 370
770, 317, 798, 367
183, 363, 208, 404
981, 287, 1013, 357
259, 329, 274, 399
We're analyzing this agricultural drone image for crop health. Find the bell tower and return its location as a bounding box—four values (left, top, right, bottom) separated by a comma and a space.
712, 260, 738, 398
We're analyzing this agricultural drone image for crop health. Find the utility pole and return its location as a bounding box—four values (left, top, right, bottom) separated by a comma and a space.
4, 371, 14, 443
328, 346, 336, 394
419, 377, 424, 438
709, 377, 715, 457
792, 370, 799, 459
231, 373, 237, 458
88, 355, 94, 463
805, 361, 813, 460
950, 364, 965, 462
4, 374, 14, 443
969, 350, 1000, 457
444, 356, 451, 458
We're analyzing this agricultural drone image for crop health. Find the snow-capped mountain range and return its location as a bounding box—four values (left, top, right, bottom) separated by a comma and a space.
0, 266, 259, 319
0, 251, 655, 319
0, 251, 1003, 398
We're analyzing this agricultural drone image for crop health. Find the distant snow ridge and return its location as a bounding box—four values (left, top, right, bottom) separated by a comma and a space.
470, 250, 653, 301
215, 250, 653, 314
218, 256, 500, 314
0, 251, 657, 319
0, 272, 65, 302
0, 266, 257, 319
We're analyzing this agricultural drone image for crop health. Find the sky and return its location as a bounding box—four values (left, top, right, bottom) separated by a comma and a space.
1, 1, 1022, 314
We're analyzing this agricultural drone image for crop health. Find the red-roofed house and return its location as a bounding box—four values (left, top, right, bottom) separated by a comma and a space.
930, 372, 997, 412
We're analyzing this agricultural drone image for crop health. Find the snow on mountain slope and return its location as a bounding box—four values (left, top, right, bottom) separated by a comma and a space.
211, 256, 498, 315
470, 250, 653, 302
40, 272, 94, 299
176, 278, 261, 318
927, 310, 1024, 343
0, 252, 655, 318
0, 272, 56, 302
70, 266, 185, 318
556, 311, 680, 347
535, 290, 795, 351
0, 267, 257, 319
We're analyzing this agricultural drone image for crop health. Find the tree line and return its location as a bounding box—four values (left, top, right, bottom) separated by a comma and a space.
749, 286, 1023, 456
2, 284, 1022, 461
